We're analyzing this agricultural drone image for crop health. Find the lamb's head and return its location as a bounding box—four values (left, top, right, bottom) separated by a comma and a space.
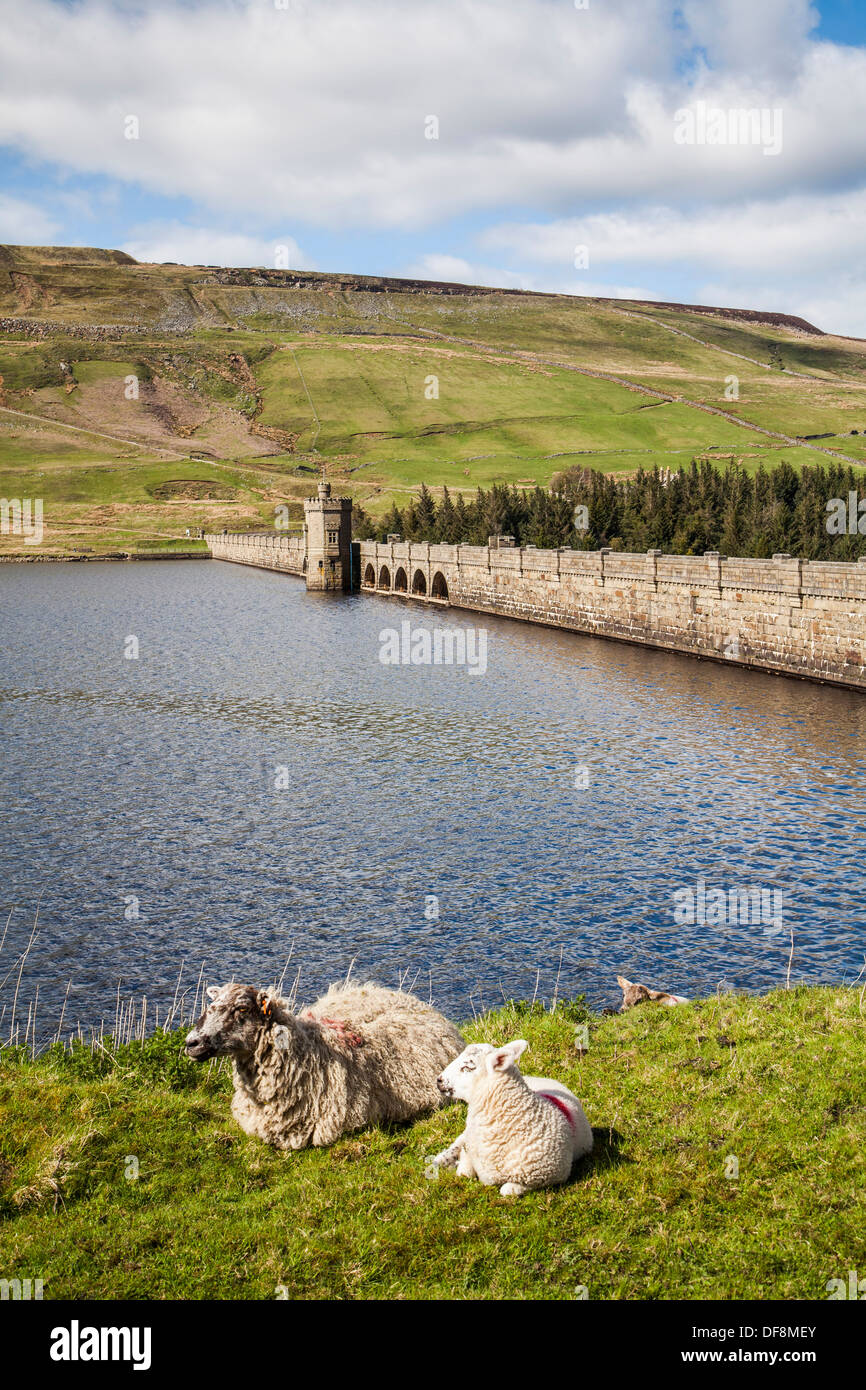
617, 974, 686, 1010
617, 975, 653, 1010
184, 984, 283, 1061
436, 1039, 528, 1101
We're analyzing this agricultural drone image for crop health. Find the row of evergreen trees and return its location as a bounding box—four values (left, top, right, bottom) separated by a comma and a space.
353, 460, 866, 560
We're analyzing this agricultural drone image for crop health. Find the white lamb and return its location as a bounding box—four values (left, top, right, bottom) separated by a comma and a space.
432, 1039, 593, 1197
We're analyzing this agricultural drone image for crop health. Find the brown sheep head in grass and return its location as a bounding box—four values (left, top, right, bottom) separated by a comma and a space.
616, 975, 688, 1011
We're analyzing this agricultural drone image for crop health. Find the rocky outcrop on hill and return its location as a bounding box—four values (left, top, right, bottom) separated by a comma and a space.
197, 267, 528, 298
0, 317, 181, 340
194, 268, 824, 333
0, 242, 826, 337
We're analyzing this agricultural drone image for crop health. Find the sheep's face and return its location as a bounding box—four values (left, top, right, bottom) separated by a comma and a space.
617, 975, 652, 1010
185, 984, 274, 1060
616, 974, 686, 1010
436, 1040, 528, 1101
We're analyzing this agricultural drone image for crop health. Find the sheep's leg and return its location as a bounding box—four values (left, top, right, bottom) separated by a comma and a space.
499, 1182, 528, 1197
432, 1132, 466, 1170
456, 1148, 477, 1179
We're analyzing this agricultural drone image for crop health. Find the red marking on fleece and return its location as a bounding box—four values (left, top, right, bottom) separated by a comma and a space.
302, 1011, 364, 1047
539, 1092, 575, 1130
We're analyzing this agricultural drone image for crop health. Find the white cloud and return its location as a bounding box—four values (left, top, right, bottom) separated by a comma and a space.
121, 225, 313, 269
405, 254, 476, 283
678, 0, 820, 80
1, 0, 865, 330
481, 191, 866, 333
696, 280, 866, 339
481, 189, 866, 277
0, 194, 59, 244
0, 0, 863, 228
404, 251, 660, 301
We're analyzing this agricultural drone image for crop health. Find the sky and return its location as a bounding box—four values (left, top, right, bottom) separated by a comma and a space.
1, 0, 865, 334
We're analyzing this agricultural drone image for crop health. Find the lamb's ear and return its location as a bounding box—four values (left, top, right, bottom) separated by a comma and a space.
206, 986, 222, 1001
487, 1040, 528, 1074
616, 975, 631, 991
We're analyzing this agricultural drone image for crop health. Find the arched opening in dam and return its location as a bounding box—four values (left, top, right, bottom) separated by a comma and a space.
412, 568, 427, 595
394, 566, 408, 593
431, 571, 449, 601
378, 565, 391, 590
363, 563, 375, 588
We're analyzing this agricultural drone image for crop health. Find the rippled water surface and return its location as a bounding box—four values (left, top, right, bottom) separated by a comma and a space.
1, 559, 864, 1041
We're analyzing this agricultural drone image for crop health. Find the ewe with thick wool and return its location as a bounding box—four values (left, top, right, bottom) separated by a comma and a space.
184, 981, 464, 1150
433, 1040, 593, 1197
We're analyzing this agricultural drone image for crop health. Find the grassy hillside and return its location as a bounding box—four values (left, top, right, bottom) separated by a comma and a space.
2, 245, 866, 554
1, 986, 862, 1300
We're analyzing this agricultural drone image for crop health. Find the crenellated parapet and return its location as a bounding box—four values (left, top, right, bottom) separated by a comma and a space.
204, 530, 306, 576
303, 480, 353, 592
355, 540, 866, 691
203, 522, 866, 690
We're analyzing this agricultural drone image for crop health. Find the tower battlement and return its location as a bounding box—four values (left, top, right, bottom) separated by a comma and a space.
303, 479, 353, 591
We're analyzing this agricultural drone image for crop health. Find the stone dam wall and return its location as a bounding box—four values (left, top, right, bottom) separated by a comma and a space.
206, 531, 306, 576
205, 532, 866, 690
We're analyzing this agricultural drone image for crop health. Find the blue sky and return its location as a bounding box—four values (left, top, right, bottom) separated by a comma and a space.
1, 0, 865, 333
810, 0, 865, 45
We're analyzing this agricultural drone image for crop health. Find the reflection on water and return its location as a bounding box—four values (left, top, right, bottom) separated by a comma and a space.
1, 559, 864, 1041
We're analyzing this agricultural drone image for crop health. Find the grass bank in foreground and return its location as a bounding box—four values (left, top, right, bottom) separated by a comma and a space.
1, 986, 862, 1300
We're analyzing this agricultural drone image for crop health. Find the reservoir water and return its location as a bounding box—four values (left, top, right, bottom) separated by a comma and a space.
1, 559, 864, 1043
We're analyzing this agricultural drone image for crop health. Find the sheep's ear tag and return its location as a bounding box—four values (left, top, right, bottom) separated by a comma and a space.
260, 995, 272, 1018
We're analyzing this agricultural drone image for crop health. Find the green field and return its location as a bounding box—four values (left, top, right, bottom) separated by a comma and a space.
2, 244, 866, 554
1, 986, 862, 1300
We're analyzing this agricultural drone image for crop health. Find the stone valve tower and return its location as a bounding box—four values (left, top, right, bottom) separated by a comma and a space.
303, 477, 353, 592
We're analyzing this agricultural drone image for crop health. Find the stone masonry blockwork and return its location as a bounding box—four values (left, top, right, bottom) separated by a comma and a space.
205, 532, 866, 691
